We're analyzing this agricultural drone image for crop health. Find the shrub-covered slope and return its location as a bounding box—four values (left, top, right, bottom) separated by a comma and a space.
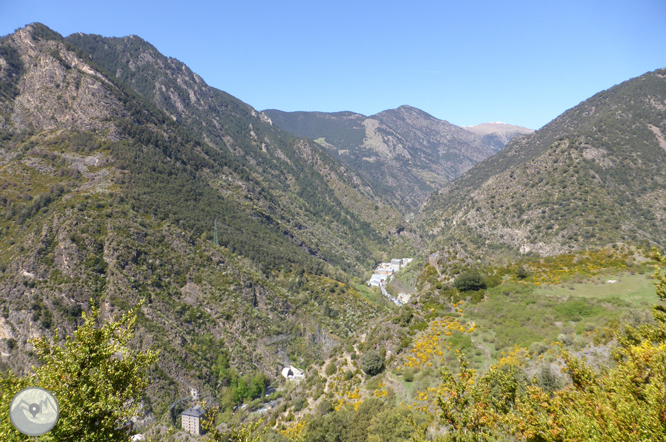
66, 31, 414, 272
418, 68, 666, 256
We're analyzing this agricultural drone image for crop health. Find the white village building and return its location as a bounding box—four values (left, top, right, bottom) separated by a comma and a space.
369, 274, 389, 287
281, 365, 305, 381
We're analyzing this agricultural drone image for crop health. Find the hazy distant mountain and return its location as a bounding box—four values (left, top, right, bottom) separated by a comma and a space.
463, 122, 534, 151
418, 68, 666, 256
264, 106, 501, 211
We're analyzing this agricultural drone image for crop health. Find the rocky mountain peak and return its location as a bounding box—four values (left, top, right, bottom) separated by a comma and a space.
264, 105, 499, 211
463, 122, 534, 151
0, 23, 124, 134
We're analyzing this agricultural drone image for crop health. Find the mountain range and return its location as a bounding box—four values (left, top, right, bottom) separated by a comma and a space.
263, 107, 532, 210
1, 22, 666, 433
0, 23, 407, 413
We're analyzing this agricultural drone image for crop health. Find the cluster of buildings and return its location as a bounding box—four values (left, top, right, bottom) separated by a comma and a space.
368, 258, 413, 287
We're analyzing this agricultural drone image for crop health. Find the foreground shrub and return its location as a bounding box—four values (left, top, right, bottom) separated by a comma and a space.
0, 302, 157, 441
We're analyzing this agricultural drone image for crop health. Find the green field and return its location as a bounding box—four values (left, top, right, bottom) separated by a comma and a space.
450, 270, 659, 368
533, 271, 657, 307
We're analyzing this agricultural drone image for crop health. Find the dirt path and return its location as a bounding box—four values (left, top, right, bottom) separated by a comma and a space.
471, 338, 492, 372
382, 372, 408, 402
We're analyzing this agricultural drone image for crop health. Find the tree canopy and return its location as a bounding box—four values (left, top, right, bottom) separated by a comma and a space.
0, 303, 157, 441
360, 351, 385, 377
454, 271, 487, 292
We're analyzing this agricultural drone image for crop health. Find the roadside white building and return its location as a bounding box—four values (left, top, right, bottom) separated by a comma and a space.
281, 365, 305, 381
369, 274, 388, 287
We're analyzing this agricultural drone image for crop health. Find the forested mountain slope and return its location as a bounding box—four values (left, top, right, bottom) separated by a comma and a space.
264, 106, 499, 211
418, 68, 666, 256
0, 23, 393, 414
65, 31, 414, 274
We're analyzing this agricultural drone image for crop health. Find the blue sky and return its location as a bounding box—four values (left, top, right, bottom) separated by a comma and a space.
1, 0, 665, 129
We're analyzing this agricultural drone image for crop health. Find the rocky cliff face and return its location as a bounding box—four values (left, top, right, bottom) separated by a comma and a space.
0, 26, 124, 135
371, 105, 495, 175
264, 106, 499, 211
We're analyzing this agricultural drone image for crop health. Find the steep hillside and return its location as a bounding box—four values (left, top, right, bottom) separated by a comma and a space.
264, 106, 497, 211
418, 68, 666, 256
0, 24, 393, 414
66, 32, 414, 274
463, 122, 534, 151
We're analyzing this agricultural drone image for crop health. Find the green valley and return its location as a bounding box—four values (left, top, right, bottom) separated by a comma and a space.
0, 21, 665, 442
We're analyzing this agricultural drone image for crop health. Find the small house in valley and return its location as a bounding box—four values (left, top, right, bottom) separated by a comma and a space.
281, 365, 305, 381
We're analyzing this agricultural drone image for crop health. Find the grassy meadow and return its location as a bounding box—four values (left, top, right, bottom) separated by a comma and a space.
381, 249, 663, 407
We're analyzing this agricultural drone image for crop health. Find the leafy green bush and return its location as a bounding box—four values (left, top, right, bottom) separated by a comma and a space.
360, 350, 384, 376
0, 303, 157, 441
393, 306, 413, 326
516, 265, 531, 279
485, 274, 502, 288
409, 321, 428, 332
325, 362, 337, 376
293, 397, 306, 412
454, 271, 487, 292
469, 290, 485, 304
317, 400, 334, 416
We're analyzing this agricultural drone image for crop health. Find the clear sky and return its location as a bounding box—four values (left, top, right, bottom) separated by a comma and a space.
1, 0, 665, 129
